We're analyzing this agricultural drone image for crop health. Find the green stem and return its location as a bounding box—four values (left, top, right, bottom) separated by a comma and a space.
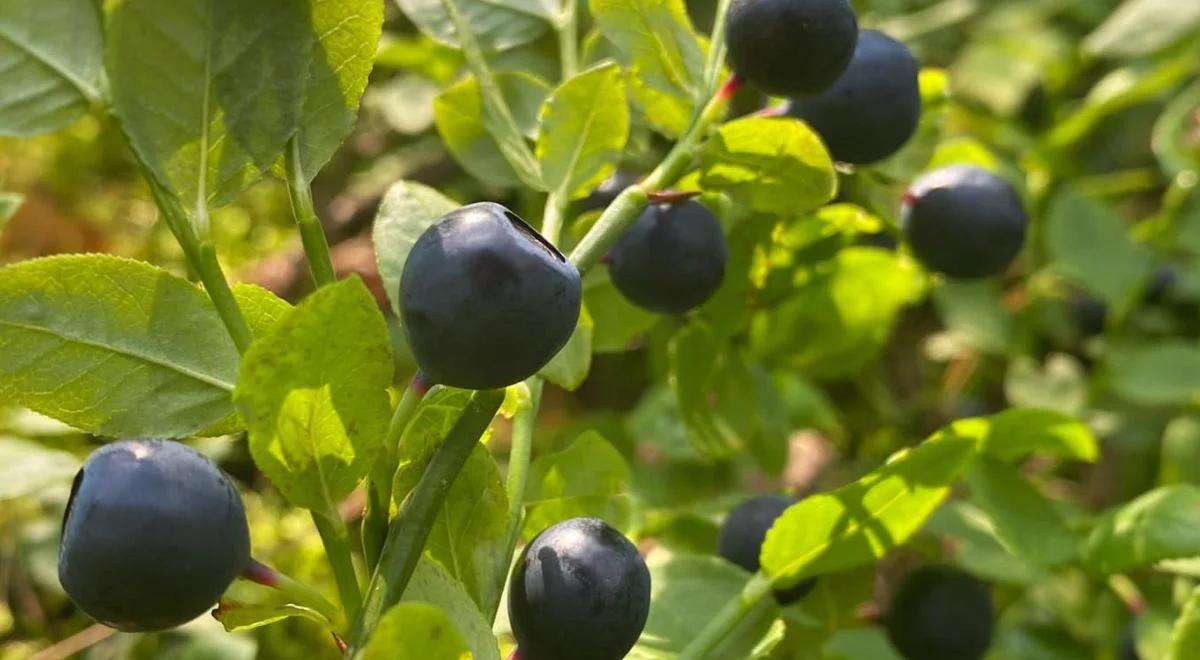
568, 76, 740, 273
241, 558, 343, 627
286, 139, 338, 289
542, 192, 569, 246
348, 388, 506, 652
490, 378, 543, 620
141, 163, 253, 353
363, 373, 430, 568
701, 0, 734, 96
312, 511, 363, 622
557, 0, 579, 80
678, 574, 773, 660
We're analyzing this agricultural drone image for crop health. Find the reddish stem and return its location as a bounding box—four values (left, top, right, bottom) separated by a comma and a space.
717, 73, 744, 101
647, 190, 701, 204
240, 558, 279, 588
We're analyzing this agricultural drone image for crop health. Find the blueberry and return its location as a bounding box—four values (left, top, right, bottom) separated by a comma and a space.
399, 203, 582, 389
608, 200, 728, 314
1071, 295, 1108, 337
902, 165, 1028, 279
885, 565, 994, 660
58, 440, 250, 632
725, 0, 858, 97
509, 518, 651, 660
1145, 265, 1176, 304
717, 494, 816, 604
785, 30, 921, 165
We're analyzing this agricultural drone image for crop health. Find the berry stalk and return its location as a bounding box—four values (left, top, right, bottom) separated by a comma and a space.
491, 377, 543, 620
240, 559, 342, 626
678, 573, 773, 660
347, 388, 506, 651
311, 510, 363, 622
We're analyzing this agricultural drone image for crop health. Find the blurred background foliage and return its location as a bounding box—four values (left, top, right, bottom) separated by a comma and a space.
2, 0, 1199, 658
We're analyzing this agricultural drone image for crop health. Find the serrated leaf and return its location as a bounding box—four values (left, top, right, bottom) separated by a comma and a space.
0, 437, 79, 501
393, 397, 508, 610
0, 0, 103, 136
583, 268, 657, 353
1046, 191, 1153, 307
1169, 587, 1200, 660
372, 180, 459, 316
523, 431, 632, 538
401, 557, 501, 660
213, 601, 331, 633
0, 254, 240, 438
699, 117, 837, 214
629, 553, 779, 660
362, 602, 471, 660
760, 428, 978, 588
434, 71, 550, 188
106, 0, 309, 209
236, 277, 393, 513
1084, 0, 1200, 58
589, 0, 703, 136
538, 304, 593, 390
964, 458, 1076, 567
394, 0, 552, 53
1110, 342, 1200, 406
1083, 485, 1200, 574
972, 408, 1098, 463
536, 62, 630, 199
232, 283, 292, 338
290, 0, 384, 181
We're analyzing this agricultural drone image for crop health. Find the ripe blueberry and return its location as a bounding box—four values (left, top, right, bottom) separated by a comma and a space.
725, 0, 858, 97
785, 30, 921, 165
399, 203, 582, 389
885, 565, 993, 660
608, 200, 728, 314
508, 517, 651, 660
717, 494, 816, 604
58, 440, 250, 632
902, 165, 1028, 279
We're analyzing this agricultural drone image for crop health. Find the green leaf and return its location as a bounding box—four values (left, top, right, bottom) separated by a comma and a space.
1110, 342, 1200, 406
750, 248, 922, 379
1083, 485, 1200, 574
538, 304, 593, 390
232, 283, 292, 338
0, 437, 79, 501
395, 0, 551, 53
0, 255, 240, 438
0, 0, 103, 136
372, 180, 459, 316
290, 0, 384, 181
823, 629, 904, 660
401, 558, 501, 660
1046, 191, 1153, 306
362, 602, 470, 660
213, 601, 331, 633
106, 0, 309, 209
1153, 80, 1200, 177
699, 117, 837, 214
434, 71, 550, 188
964, 458, 1076, 567
628, 553, 780, 660
393, 403, 508, 610
536, 62, 630, 200
973, 408, 1098, 463
235, 277, 393, 513
1169, 587, 1200, 660
0, 192, 23, 231
760, 428, 978, 588
590, 0, 703, 137
1084, 0, 1200, 58
522, 431, 632, 538
583, 268, 658, 353
925, 502, 1048, 585
1004, 354, 1087, 417
932, 279, 1014, 354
